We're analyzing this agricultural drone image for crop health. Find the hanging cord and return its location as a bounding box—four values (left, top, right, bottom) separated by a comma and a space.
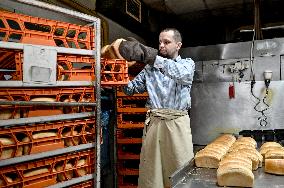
249, 1, 269, 127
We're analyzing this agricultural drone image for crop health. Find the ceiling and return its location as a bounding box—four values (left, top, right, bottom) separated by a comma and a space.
139, 0, 284, 46
142, 0, 250, 15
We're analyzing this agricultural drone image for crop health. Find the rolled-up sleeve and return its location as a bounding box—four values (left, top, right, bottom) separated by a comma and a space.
153, 56, 195, 85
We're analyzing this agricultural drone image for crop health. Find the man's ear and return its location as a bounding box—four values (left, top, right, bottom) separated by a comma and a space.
177, 42, 182, 50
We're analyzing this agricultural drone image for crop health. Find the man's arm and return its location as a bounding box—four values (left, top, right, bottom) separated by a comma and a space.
123, 70, 147, 96
154, 56, 195, 85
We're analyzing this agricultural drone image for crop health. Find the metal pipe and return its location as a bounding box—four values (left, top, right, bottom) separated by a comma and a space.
0, 101, 96, 106
94, 18, 101, 188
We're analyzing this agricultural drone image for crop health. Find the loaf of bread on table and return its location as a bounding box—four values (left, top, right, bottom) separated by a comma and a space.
265, 148, 284, 159
212, 134, 236, 146
260, 142, 283, 157
217, 163, 254, 187
260, 142, 282, 150
195, 134, 236, 168
220, 155, 253, 170
237, 137, 257, 147
195, 150, 224, 168
265, 159, 284, 175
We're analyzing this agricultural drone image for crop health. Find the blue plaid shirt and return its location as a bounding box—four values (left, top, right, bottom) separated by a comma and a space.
123, 55, 195, 110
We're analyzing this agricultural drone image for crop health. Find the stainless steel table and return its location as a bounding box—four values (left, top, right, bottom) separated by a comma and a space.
170, 159, 284, 188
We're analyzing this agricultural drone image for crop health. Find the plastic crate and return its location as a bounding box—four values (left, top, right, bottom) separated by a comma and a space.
0, 50, 129, 85
70, 180, 94, 188
0, 149, 95, 188
117, 129, 143, 139
116, 138, 142, 145
117, 113, 145, 129
117, 98, 147, 113
117, 144, 141, 160
0, 87, 95, 119
117, 159, 139, 176
116, 87, 148, 97
0, 118, 95, 160
118, 175, 138, 188
0, 10, 94, 49
101, 59, 129, 85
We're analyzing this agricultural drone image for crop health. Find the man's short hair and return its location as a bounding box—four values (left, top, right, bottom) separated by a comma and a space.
161, 28, 182, 43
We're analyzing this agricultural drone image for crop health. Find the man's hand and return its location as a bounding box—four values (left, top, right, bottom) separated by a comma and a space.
119, 39, 158, 64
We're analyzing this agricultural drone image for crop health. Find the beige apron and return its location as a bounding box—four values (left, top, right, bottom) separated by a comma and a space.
138, 109, 194, 188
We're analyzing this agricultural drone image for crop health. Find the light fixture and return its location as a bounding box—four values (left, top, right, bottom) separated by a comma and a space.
263, 70, 272, 88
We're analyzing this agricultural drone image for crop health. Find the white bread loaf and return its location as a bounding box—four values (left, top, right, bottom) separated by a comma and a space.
265, 148, 284, 159
217, 164, 254, 187
23, 167, 49, 177
231, 141, 256, 149
0, 137, 22, 159
213, 134, 236, 146
201, 147, 227, 156
77, 158, 87, 176
237, 137, 257, 147
56, 162, 74, 181
260, 142, 282, 150
260, 146, 283, 157
219, 159, 252, 170
57, 65, 68, 81
30, 97, 56, 102
238, 148, 263, 168
195, 150, 223, 168
229, 143, 255, 152
194, 134, 236, 168
62, 130, 80, 146
221, 155, 253, 170
206, 143, 230, 151
63, 98, 79, 113
22, 132, 57, 155
229, 150, 259, 170
0, 176, 13, 185
265, 159, 284, 175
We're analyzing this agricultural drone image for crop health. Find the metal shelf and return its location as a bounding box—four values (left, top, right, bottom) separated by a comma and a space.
0, 81, 96, 87
0, 143, 95, 167
0, 0, 102, 187
0, 112, 95, 127
47, 174, 95, 188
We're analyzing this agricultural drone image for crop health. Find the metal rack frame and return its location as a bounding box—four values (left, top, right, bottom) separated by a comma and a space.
0, 0, 101, 187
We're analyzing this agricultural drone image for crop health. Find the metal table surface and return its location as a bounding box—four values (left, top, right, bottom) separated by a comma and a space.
170, 159, 284, 188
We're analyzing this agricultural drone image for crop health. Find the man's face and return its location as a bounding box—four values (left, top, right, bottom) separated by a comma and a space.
159, 30, 182, 59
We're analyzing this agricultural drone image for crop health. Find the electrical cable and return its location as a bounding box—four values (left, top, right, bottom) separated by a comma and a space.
249, 23, 269, 126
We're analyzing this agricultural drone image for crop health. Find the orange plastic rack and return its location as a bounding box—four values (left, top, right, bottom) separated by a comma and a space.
0, 149, 95, 188
116, 87, 148, 97
0, 87, 95, 118
117, 113, 145, 129
70, 180, 94, 188
0, 10, 95, 49
116, 97, 148, 113
116, 130, 143, 144
0, 49, 129, 85
0, 118, 95, 160
118, 175, 138, 188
